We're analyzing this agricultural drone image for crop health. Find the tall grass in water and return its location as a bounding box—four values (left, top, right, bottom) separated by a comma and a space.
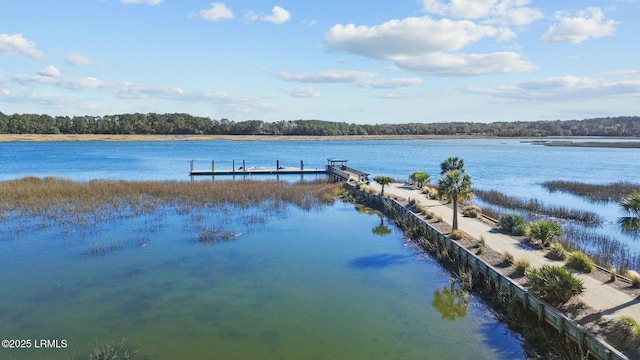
562, 224, 640, 272
0, 177, 343, 241
475, 189, 603, 225
542, 180, 640, 202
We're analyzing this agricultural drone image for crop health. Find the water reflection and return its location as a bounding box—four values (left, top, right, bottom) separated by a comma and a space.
349, 253, 411, 269
431, 283, 470, 322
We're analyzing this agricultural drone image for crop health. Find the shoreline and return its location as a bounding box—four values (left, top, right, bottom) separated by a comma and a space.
1, 133, 639, 143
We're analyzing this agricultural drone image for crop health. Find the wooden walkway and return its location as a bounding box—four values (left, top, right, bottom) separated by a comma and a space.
188, 158, 370, 181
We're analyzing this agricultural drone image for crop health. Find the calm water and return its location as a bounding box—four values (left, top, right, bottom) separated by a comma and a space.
0, 201, 523, 359
1, 138, 639, 359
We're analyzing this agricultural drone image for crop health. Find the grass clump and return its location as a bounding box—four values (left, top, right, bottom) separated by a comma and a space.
545, 243, 567, 261
462, 205, 481, 218
513, 258, 531, 276
611, 316, 640, 349
87, 338, 140, 360
526, 265, 584, 306
626, 270, 640, 288
565, 250, 596, 273
502, 251, 514, 266
449, 229, 466, 240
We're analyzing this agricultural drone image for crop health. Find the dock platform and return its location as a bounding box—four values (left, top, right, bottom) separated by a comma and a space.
189, 158, 370, 182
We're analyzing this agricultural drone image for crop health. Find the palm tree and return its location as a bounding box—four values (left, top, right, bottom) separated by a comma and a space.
438, 169, 473, 231
374, 175, 393, 196
440, 156, 465, 175
409, 171, 430, 187
619, 191, 640, 233
529, 220, 563, 247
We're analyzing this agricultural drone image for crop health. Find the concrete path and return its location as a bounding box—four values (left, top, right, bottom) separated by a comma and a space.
367, 182, 640, 323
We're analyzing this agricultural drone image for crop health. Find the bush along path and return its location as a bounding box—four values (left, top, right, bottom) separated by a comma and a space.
362, 181, 640, 359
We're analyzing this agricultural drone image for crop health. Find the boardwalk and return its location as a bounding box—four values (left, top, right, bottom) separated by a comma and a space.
367, 181, 640, 324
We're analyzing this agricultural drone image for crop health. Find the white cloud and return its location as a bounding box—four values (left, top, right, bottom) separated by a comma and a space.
471, 75, 640, 102
282, 87, 321, 98
325, 16, 534, 76
261, 6, 291, 25
0, 33, 44, 58
38, 65, 61, 78
541, 7, 618, 44
64, 53, 98, 66
421, 0, 543, 26
121, 0, 162, 4
276, 69, 378, 84
357, 78, 424, 89
276, 69, 424, 90
326, 17, 498, 58
199, 2, 234, 21
394, 51, 536, 76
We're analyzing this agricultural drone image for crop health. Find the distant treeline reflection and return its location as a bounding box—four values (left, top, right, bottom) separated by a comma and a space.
1, 112, 639, 137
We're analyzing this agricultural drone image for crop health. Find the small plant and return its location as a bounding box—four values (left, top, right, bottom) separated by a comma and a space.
89, 338, 139, 360
526, 265, 584, 306
529, 220, 563, 247
545, 243, 567, 261
612, 316, 640, 349
497, 214, 528, 235
565, 250, 596, 273
479, 236, 486, 247
626, 270, 640, 288
514, 258, 531, 275
462, 205, 481, 218
609, 268, 617, 283
476, 244, 485, 255
449, 229, 466, 240
502, 251, 514, 265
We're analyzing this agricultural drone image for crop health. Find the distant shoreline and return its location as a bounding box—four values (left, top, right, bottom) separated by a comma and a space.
0, 134, 485, 142
1, 134, 639, 146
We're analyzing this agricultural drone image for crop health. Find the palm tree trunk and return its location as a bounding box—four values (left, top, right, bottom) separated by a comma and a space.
452, 194, 458, 231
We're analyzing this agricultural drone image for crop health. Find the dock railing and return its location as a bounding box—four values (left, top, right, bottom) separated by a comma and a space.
347, 184, 627, 360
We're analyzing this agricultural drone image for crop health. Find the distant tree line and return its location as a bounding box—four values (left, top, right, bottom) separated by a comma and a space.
0, 111, 639, 137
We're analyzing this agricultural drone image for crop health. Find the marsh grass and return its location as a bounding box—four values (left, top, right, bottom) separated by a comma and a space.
0, 177, 342, 243
562, 224, 640, 272
475, 189, 603, 225
542, 180, 640, 203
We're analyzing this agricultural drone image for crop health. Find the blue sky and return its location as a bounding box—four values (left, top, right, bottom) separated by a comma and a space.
1, 0, 639, 124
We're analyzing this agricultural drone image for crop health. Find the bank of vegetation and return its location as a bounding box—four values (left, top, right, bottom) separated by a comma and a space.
0, 177, 344, 246
1, 112, 639, 137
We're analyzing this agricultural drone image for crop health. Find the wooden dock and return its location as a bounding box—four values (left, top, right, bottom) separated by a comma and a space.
189, 158, 370, 181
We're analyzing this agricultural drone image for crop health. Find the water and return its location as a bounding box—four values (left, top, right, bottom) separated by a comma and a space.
1, 138, 639, 359
0, 201, 523, 359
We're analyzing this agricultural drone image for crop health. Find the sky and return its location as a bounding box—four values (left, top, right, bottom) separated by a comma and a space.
1, 0, 639, 124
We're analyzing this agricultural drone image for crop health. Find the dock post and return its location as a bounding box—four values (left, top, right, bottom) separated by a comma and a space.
300, 160, 304, 171
232, 160, 235, 172
243, 160, 246, 172
212, 160, 215, 172
277, 160, 280, 171
190, 160, 194, 173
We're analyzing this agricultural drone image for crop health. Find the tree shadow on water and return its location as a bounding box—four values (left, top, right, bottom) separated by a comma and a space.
349, 253, 411, 269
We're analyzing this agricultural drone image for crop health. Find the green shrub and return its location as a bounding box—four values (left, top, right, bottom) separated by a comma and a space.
529, 220, 563, 247
526, 265, 584, 306
609, 268, 617, 282
462, 205, 481, 218
497, 214, 527, 235
565, 251, 596, 273
476, 244, 485, 255
546, 243, 567, 261
449, 229, 466, 240
514, 258, 531, 275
